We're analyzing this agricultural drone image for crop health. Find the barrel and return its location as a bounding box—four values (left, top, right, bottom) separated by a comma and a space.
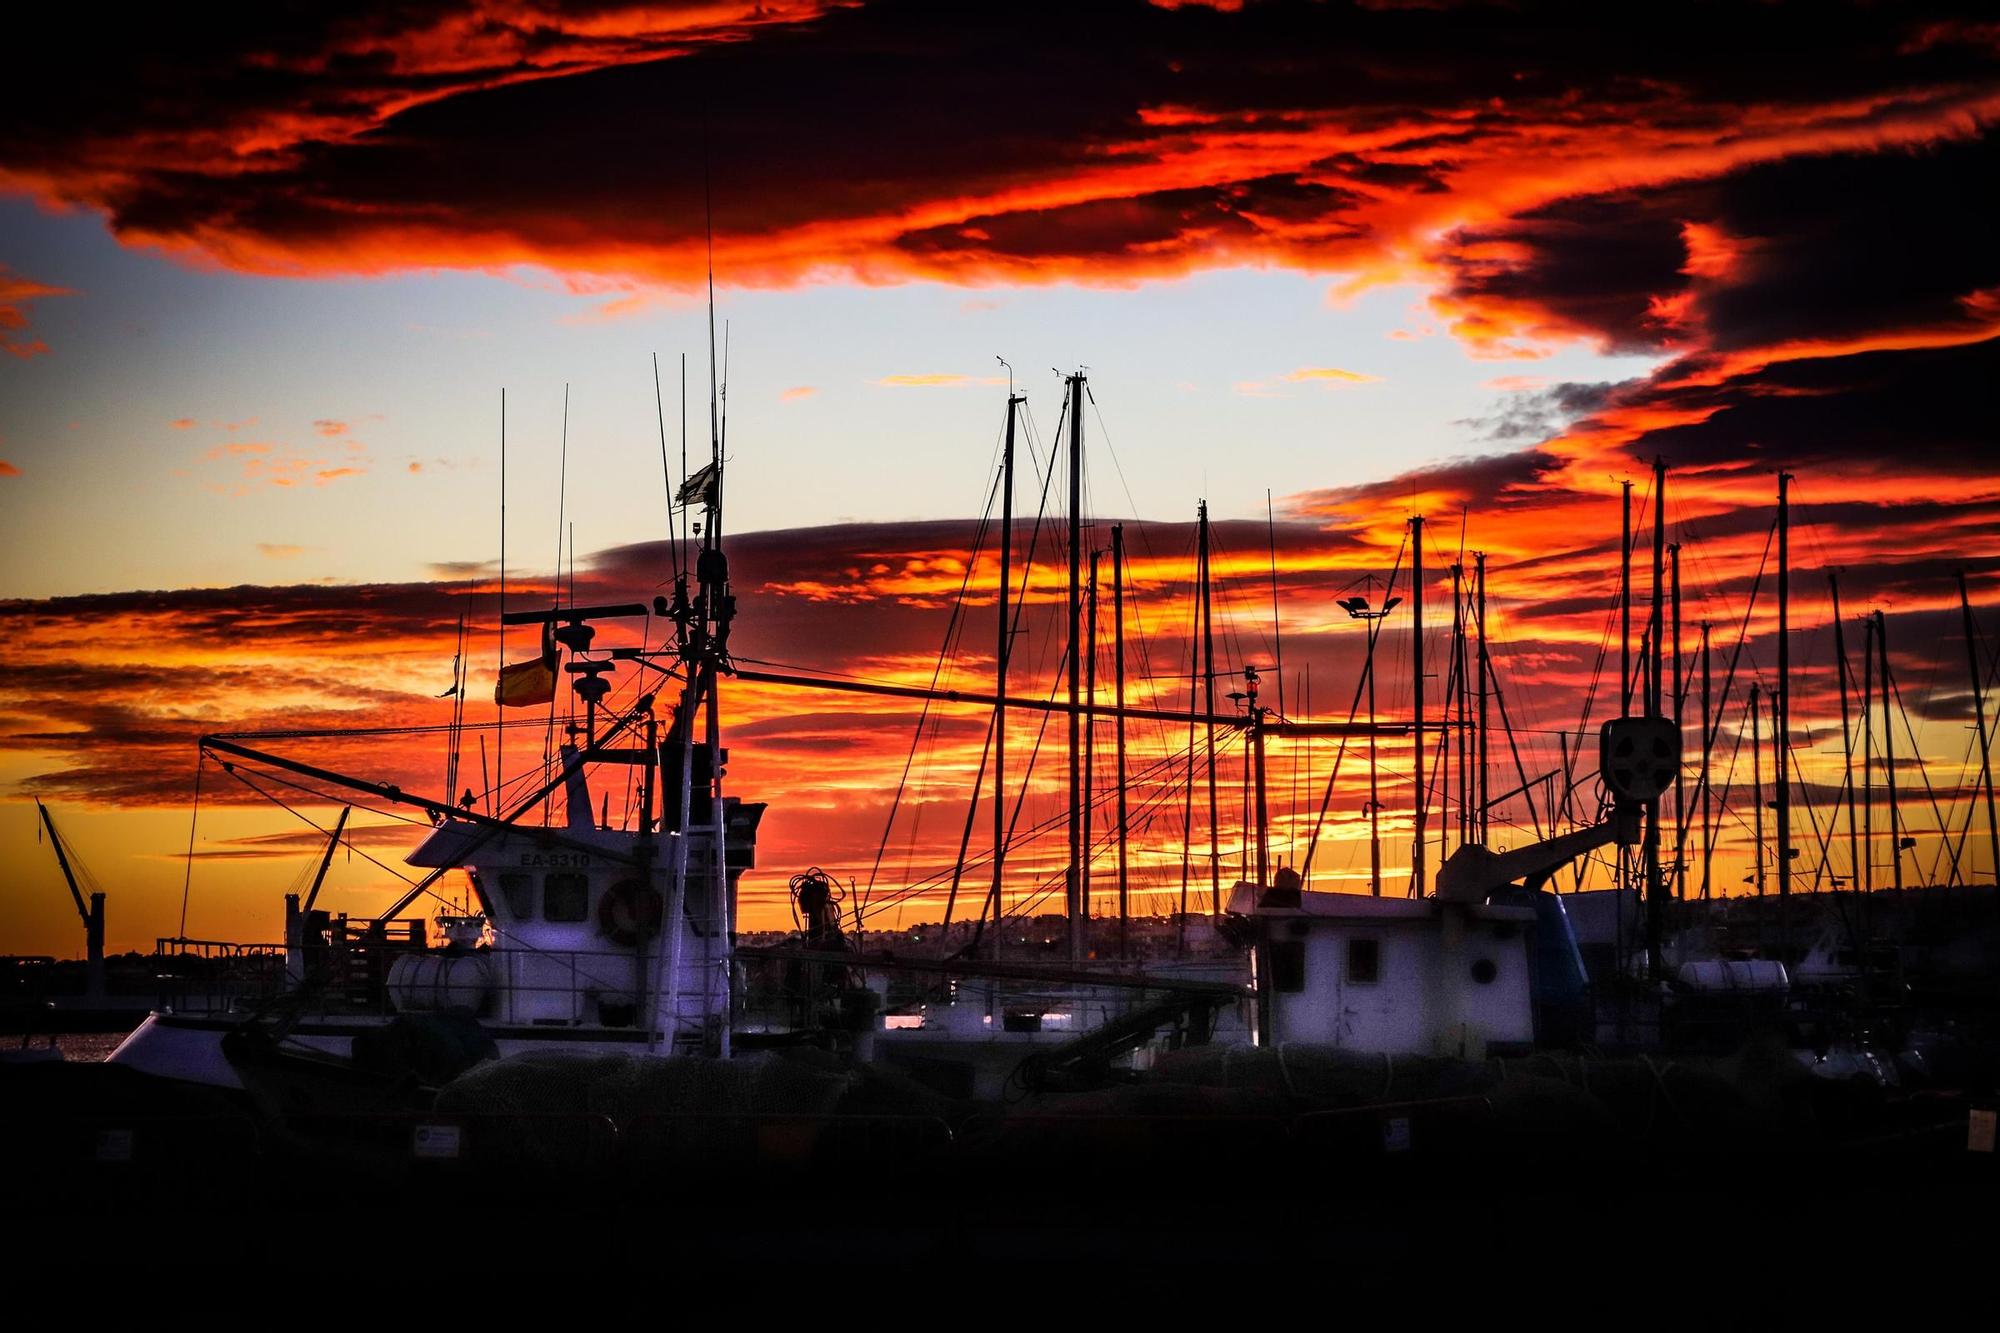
387, 952, 496, 1012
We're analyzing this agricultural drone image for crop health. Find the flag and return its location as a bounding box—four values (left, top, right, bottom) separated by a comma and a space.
676, 462, 718, 508
494, 623, 558, 708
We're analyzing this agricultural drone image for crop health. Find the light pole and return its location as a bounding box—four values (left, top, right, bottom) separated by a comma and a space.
1340, 588, 1401, 896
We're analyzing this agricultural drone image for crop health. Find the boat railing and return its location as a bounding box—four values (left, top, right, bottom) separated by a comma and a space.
150, 935, 726, 1029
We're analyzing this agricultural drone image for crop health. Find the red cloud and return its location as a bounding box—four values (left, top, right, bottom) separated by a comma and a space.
0, 265, 72, 358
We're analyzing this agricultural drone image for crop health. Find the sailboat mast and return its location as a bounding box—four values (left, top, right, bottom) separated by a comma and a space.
1066, 372, 1086, 962
1454, 563, 1468, 847
993, 393, 1019, 954
1700, 621, 1713, 900
1366, 630, 1381, 893
1621, 480, 1634, 714
1200, 501, 1219, 917
1113, 524, 1129, 958
1831, 574, 1857, 893
1645, 458, 1667, 976
1751, 682, 1766, 896
1671, 541, 1684, 898
1775, 472, 1792, 956
1878, 609, 1903, 896
1862, 612, 1875, 896
1411, 514, 1426, 896
1958, 571, 2000, 887
1476, 552, 1489, 844
1084, 548, 1099, 930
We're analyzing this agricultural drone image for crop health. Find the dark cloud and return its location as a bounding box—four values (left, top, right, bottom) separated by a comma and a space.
7, 2, 1998, 287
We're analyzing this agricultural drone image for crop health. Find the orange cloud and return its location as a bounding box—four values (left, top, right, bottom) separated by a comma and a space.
0, 460, 19, 478
873, 374, 1008, 388
0, 265, 71, 358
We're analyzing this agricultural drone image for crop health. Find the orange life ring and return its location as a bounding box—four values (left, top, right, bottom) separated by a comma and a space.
597, 879, 664, 946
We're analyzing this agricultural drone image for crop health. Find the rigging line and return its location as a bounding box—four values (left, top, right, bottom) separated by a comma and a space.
178, 754, 204, 939
995, 733, 1253, 925
1888, 656, 1967, 888
219, 765, 418, 887
653, 352, 683, 585
1301, 527, 1408, 876
859, 724, 1220, 920
862, 467, 1002, 914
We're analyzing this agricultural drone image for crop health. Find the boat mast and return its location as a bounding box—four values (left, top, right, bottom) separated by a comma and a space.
1646, 458, 1667, 977
1178, 529, 1198, 954
1670, 541, 1684, 898
1831, 574, 1857, 893
1366, 607, 1382, 894
1066, 371, 1086, 962
1411, 514, 1426, 897
1775, 472, 1792, 958
1862, 612, 1875, 897
1454, 562, 1468, 848
1751, 682, 1766, 896
1251, 667, 1269, 889
1878, 609, 1903, 897
1700, 621, 1713, 899
1958, 570, 2000, 887
1084, 548, 1100, 932
992, 392, 1018, 955
1200, 500, 1220, 918
1618, 480, 1631, 908
1476, 552, 1489, 845
1448, 560, 1464, 860
1113, 523, 1130, 959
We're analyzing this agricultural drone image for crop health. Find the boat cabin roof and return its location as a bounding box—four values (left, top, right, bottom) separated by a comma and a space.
1225, 882, 1535, 924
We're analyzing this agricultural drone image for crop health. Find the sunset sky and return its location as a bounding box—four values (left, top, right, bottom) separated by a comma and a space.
2, 1, 1997, 957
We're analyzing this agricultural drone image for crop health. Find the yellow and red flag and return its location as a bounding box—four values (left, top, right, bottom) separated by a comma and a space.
494, 623, 558, 707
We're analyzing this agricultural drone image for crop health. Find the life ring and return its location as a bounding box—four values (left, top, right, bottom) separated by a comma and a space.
597, 879, 664, 946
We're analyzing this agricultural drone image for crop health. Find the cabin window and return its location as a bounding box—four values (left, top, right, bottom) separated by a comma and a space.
1269, 940, 1307, 993
1470, 958, 1498, 985
544, 872, 589, 923
498, 873, 535, 918
1346, 937, 1381, 985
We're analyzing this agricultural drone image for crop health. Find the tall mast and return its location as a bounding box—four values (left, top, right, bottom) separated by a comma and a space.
1700, 621, 1713, 899
1445, 562, 1460, 859
1751, 682, 1766, 896
1621, 479, 1634, 714
1831, 574, 1857, 893
1878, 609, 1903, 897
1670, 542, 1684, 897
1366, 615, 1382, 894
1862, 612, 1875, 896
1775, 472, 1792, 956
1200, 501, 1220, 917
1084, 548, 1099, 932
1959, 570, 2000, 887
1251, 668, 1270, 888
1113, 524, 1130, 959
1476, 552, 1489, 845
1646, 458, 1666, 976
1454, 563, 1469, 847
1411, 514, 1426, 897
1178, 541, 1198, 955
1066, 372, 1085, 961
992, 393, 1019, 953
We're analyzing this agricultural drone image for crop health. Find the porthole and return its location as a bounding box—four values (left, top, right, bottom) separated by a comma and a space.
1470, 958, 1498, 985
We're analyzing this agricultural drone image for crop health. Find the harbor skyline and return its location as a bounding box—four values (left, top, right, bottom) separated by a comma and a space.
3, 1, 1997, 957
